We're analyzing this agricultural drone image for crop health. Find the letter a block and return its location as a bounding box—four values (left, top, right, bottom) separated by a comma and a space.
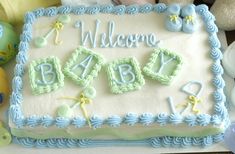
143, 48, 183, 85
106, 57, 145, 94
63, 47, 104, 86
29, 57, 64, 95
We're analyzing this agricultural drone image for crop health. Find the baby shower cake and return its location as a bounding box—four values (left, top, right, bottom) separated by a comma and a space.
9, 3, 229, 148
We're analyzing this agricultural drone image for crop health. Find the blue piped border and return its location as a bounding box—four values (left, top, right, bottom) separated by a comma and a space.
9, 3, 229, 147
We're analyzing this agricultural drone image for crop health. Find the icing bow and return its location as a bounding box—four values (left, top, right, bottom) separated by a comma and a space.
178, 95, 201, 114
52, 21, 64, 45
185, 15, 194, 24
169, 15, 178, 22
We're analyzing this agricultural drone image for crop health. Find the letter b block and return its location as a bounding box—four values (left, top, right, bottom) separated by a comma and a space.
63, 47, 104, 86
29, 57, 64, 95
106, 57, 145, 94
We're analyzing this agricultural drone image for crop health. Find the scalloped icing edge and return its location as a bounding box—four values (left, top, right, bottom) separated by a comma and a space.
9, 4, 229, 148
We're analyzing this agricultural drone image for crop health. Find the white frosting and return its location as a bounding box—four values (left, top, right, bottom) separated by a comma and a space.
10, 13, 215, 133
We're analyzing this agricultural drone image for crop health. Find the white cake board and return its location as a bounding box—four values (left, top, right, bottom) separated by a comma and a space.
0, 30, 233, 154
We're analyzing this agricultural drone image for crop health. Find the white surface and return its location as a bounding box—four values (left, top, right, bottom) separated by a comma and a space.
0, 23, 233, 154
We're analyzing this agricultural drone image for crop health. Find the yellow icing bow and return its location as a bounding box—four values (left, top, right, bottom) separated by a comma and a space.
169, 15, 178, 22
78, 93, 92, 128
185, 15, 194, 24
59, 93, 92, 128
52, 21, 64, 45
177, 95, 201, 114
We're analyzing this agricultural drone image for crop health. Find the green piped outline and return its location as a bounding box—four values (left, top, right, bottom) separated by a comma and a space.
29, 56, 64, 95
106, 57, 145, 94
63, 46, 104, 87
143, 48, 183, 85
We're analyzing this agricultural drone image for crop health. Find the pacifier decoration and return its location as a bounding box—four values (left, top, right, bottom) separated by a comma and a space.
57, 86, 96, 127
34, 15, 71, 48
165, 4, 197, 33
0, 21, 19, 65
0, 121, 11, 147
0, 67, 9, 107
178, 81, 203, 114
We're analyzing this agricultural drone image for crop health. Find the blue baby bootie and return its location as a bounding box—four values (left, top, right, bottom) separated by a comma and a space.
165, 4, 182, 32
181, 4, 197, 33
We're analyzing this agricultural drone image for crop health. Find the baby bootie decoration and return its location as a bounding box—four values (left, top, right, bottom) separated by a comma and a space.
57, 86, 96, 127
165, 4, 197, 33
181, 4, 197, 33
165, 4, 182, 32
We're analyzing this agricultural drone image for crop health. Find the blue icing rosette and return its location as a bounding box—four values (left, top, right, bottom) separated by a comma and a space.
90, 116, 103, 129
212, 76, 225, 89
58, 5, 72, 14
66, 139, 78, 148
206, 21, 218, 34
209, 34, 221, 48
14, 64, 25, 77
46, 138, 57, 148
72, 5, 86, 15
72, 117, 86, 128
33, 8, 44, 18
113, 5, 126, 15
172, 137, 182, 147
156, 113, 168, 126
20, 31, 32, 43
26, 115, 40, 127
14, 137, 35, 148
153, 3, 167, 13
10, 92, 23, 105
162, 136, 172, 147
55, 117, 70, 128
202, 136, 213, 147
149, 137, 161, 148
124, 113, 138, 126
77, 139, 92, 148
44, 7, 58, 16
210, 48, 223, 60
24, 12, 36, 24
192, 137, 202, 146
106, 115, 122, 127
213, 133, 224, 143
100, 4, 114, 13
139, 113, 154, 126
213, 89, 225, 103
16, 51, 28, 64
169, 113, 183, 125
12, 76, 22, 93
56, 138, 68, 148
195, 4, 208, 15
211, 62, 224, 75
18, 42, 29, 53
86, 5, 100, 15
126, 5, 139, 14
196, 114, 211, 126
210, 115, 222, 125
41, 115, 54, 127
35, 139, 47, 148
181, 137, 192, 147
139, 3, 153, 13
184, 115, 197, 127
214, 103, 228, 119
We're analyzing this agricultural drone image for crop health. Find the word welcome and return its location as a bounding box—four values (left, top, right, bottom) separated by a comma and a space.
75, 20, 160, 48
